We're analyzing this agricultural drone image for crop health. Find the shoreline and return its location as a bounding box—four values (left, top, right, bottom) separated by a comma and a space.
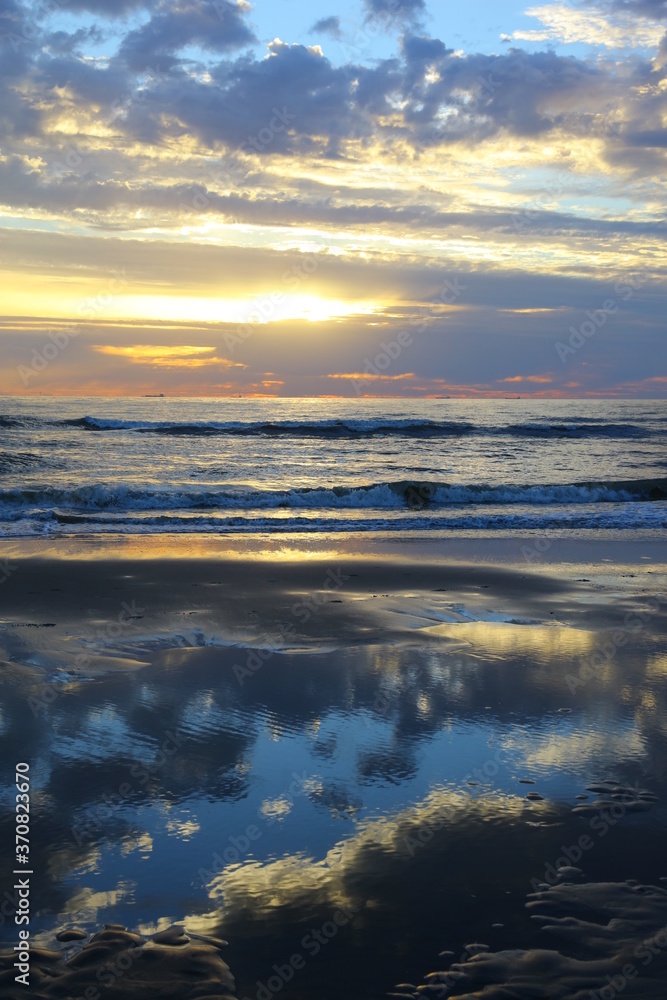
1, 528, 666, 564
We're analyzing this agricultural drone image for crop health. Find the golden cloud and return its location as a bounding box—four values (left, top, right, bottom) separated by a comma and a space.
326, 372, 416, 381
93, 345, 246, 369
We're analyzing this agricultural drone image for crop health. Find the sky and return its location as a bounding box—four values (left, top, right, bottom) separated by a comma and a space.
0, 0, 666, 397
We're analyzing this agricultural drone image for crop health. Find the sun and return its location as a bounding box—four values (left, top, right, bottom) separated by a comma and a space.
97, 294, 381, 325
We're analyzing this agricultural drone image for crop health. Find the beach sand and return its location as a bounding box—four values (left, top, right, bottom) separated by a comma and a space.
0, 534, 666, 998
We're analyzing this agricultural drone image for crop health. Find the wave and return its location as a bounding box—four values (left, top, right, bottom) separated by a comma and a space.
4, 507, 666, 536
65, 416, 477, 437
0, 413, 45, 429
0, 451, 46, 474
62, 416, 655, 439
1, 412, 661, 439
1, 478, 665, 516
502, 422, 648, 439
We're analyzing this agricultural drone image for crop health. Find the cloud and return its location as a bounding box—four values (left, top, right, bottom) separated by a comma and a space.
310, 15, 342, 39
2, 9, 653, 175
0, 0, 665, 398
92, 344, 245, 368
42, 25, 106, 56
47, 0, 147, 13
506, 4, 666, 49
103, 37, 622, 157
326, 372, 416, 381
362, 0, 426, 26
601, 0, 667, 16
118, 0, 256, 71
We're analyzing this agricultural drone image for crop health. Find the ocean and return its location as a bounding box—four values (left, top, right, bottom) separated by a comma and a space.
1, 396, 665, 538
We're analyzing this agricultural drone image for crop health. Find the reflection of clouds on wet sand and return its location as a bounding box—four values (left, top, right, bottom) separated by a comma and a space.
259, 796, 294, 822
501, 726, 648, 773
1, 554, 666, 998
165, 817, 200, 841
203, 787, 531, 917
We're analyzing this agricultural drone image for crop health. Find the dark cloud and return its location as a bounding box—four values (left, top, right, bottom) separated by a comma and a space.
107, 39, 613, 157
118, 0, 256, 71
601, 0, 667, 16
310, 15, 342, 39
362, 0, 426, 26
0, 0, 655, 165
43, 0, 146, 13
35, 52, 132, 105
623, 127, 667, 146
403, 45, 607, 141
43, 26, 105, 55
0, 0, 34, 78
117, 40, 375, 152
0, 6, 42, 138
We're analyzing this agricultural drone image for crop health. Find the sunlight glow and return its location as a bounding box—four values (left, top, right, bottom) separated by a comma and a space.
99, 295, 383, 325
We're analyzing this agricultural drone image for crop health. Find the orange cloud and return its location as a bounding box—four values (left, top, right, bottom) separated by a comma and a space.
500, 375, 553, 384
327, 372, 416, 381
93, 345, 245, 369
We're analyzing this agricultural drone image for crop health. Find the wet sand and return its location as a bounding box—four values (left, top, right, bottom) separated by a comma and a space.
0, 923, 235, 999
0, 535, 666, 998
1, 534, 664, 669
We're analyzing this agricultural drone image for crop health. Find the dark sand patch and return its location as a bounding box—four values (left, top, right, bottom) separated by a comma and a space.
0, 924, 235, 999
1, 544, 665, 679
404, 878, 667, 998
